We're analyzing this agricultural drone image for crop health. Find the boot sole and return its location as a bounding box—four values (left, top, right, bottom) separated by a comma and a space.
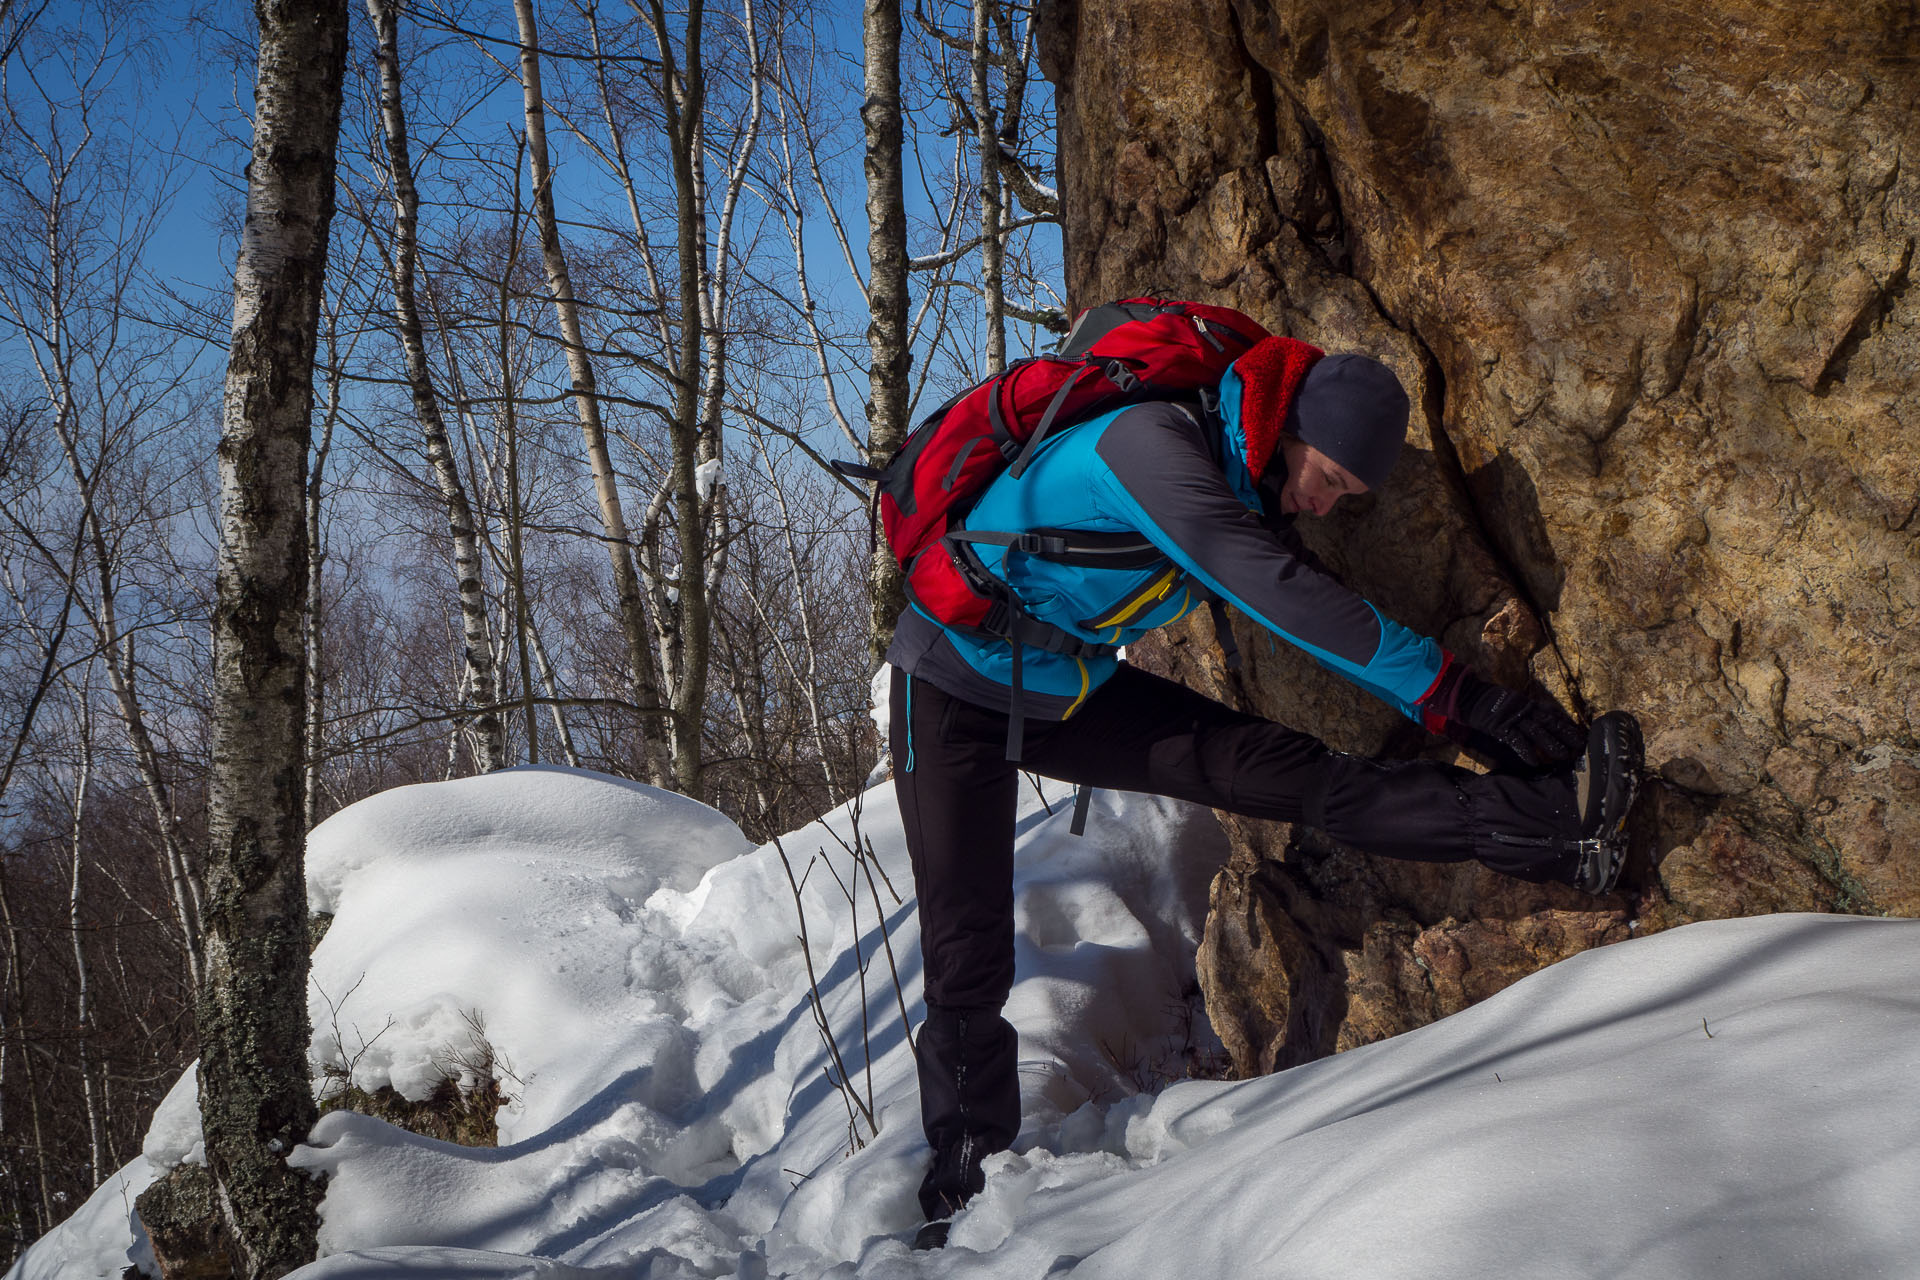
1576, 712, 1643, 894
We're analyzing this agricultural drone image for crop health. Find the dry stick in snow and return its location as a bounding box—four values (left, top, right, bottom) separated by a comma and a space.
817, 849, 876, 1124
772, 835, 878, 1144
818, 795, 914, 1060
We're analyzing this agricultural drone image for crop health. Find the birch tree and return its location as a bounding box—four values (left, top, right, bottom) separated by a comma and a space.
862, 0, 909, 658
201, 0, 348, 1270
511, 0, 673, 788
364, 0, 506, 773
509, 0, 769, 799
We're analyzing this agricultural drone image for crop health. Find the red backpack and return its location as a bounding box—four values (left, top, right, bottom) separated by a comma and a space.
839, 298, 1269, 646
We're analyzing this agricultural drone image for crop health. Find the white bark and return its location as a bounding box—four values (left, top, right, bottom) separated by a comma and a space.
202, 0, 346, 1268
366, 0, 506, 773
971, 0, 1007, 372
67, 722, 102, 1185
862, 0, 910, 659
512, 0, 671, 788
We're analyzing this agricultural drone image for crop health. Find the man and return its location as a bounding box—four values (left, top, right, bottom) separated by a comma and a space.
884, 335, 1643, 1248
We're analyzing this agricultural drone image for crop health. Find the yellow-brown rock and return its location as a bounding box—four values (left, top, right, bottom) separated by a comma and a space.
1042, 0, 1917, 1073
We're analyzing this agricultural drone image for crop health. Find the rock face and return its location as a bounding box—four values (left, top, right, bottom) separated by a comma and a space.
1039, 0, 1918, 1072
135, 1165, 239, 1280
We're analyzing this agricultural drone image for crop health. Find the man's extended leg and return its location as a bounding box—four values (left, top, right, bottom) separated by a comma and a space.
1018, 663, 1596, 882
888, 670, 1022, 1229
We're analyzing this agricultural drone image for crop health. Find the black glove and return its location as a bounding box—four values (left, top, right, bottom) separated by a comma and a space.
1419, 652, 1584, 772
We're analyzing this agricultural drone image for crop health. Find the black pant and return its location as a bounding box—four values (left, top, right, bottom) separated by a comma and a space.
889, 663, 1578, 1219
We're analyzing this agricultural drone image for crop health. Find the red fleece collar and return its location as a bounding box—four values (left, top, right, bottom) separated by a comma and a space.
1235, 336, 1324, 482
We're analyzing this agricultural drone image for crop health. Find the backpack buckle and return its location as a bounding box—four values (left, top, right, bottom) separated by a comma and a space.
1013, 532, 1071, 557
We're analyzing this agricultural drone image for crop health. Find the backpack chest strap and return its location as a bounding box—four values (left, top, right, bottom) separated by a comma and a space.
946, 526, 1164, 570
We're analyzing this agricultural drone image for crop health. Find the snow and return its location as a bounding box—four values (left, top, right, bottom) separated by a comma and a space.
141, 1067, 207, 1169
302, 767, 755, 1137
12, 754, 1920, 1280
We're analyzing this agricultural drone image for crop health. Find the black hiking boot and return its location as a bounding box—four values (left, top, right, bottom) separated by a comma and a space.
1568, 711, 1643, 894
913, 1220, 953, 1251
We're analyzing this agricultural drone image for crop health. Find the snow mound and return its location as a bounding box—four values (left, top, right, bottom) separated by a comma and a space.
304, 767, 758, 1137
305, 765, 750, 914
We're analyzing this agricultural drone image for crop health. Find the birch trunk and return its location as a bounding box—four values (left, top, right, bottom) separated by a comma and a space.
648, 0, 716, 800
971, 0, 1006, 373
511, 0, 670, 788
306, 323, 343, 833
862, 0, 909, 661
495, 159, 539, 764
68, 728, 102, 1186
528, 624, 582, 767
202, 0, 345, 1269
368, 0, 506, 773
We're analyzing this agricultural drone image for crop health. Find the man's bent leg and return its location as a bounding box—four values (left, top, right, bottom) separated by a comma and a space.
889, 670, 1022, 1221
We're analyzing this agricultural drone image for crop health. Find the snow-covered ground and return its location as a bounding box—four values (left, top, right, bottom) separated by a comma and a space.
12, 762, 1920, 1279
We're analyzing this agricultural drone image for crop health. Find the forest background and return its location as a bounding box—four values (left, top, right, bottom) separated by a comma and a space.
0, 0, 1062, 1262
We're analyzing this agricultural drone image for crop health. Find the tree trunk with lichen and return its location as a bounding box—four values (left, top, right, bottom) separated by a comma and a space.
862, 0, 909, 664
1038, 0, 1919, 1073
200, 0, 346, 1271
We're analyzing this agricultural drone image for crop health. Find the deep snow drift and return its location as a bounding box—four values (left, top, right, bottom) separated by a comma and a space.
12, 763, 1920, 1279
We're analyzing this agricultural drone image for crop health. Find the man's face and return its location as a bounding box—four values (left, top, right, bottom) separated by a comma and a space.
1273, 435, 1367, 517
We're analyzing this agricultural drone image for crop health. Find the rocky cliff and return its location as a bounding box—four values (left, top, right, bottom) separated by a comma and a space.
1039, 0, 1918, 1073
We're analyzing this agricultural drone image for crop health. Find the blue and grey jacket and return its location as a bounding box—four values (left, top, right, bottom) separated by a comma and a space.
885, 367, 1445, 724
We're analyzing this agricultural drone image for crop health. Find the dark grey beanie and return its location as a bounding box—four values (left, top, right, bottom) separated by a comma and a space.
1284, 354, 1409, 491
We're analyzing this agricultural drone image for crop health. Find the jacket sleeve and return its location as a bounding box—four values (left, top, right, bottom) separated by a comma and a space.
1092, 403, 1443, 718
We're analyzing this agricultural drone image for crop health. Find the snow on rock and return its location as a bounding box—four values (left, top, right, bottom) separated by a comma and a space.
304, 766, 755, 1138
305, 764, 748, 914
14, 760, 1920, 1280
141, 1065, 206, 1168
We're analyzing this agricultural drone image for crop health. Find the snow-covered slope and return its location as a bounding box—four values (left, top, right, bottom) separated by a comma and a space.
12, 764, 1919, 1279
